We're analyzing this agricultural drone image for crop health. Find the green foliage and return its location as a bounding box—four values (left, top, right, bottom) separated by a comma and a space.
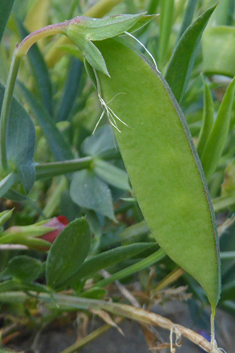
95, 38, 220, 308
64, 243, 155, 286
0, 82, 35, 193
46, 218, 91, 288
70, 170, 115, 220
0, 0, 15, 43
1, 1, 235, 349
18, 81, 73, 161
165, 5, 216, 102
4, 255, 42, 282
197, 80, 214, 158
17, 21, 53, 115
200, 78, 235, 182
0, 209, 14, 228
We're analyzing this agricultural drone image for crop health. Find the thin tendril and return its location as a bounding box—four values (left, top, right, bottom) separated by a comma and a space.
125, 31, 159, 73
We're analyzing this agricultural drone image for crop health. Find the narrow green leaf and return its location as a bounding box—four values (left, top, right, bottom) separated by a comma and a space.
228, 0, 235, 26
119, 220, 150, 241
6, 256, 42, 282
46, 218, 91, 288
0, 82, 36, 192
221, 280, 235, 301
202, 26, 235, 77
212, 194, 235, 213
0, 279, 48, 294
17, 21, 53, 115
0, 173, 17, 198
147, 0, 160, 14
176, 0, 198, 41
197, 81, 214, 158
79, 287, 106, 299
159, 0, 174, 68
63, 243, 155, 286
0, 209, 14, 227
94, 159, 131, 191
96, 248, 165, 288
70, 170, 115, 220
0, 0, 15, 43
57, 58, 83, 121
95, 38, 220, 308
201, 78, 235, 182
215, 0, 230, 25
71, 34, 109, 76
17, 81, 74, 162
165, 5, 216, 102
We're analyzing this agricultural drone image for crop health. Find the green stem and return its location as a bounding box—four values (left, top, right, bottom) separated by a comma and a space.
35, 157, 93, 180
0, 22, 67, 171
0, 52, 21, 169
16, 22, 67, 57
95, 249, 165, 287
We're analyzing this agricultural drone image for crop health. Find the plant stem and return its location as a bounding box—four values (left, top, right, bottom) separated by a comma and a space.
0, 52, 21, 169
0, 22, 66, 171
16, 22, 67, 57
35, 157, 93, 180
0, 291, 222, 353
45, 0, 124, 67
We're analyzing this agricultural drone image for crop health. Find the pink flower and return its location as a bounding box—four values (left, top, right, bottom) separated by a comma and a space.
40, 216, 69, 244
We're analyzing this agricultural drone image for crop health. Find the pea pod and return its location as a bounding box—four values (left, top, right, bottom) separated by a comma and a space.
94, 38, 220, 309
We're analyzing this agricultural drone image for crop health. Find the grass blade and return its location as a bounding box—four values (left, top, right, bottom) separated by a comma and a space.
197, 80, 214, 158
0, 0, 15, 43
63, 243, 156, 286
165, 5, 216, 102
57, 58, 83, 121
201, 78, 235, 182
18, 81, 74, 162
176, 0, 198, 41
158, 0, 174, 69
17, 21, 53, 115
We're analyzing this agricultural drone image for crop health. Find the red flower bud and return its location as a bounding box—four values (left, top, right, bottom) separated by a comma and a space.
40, 216, 69, 244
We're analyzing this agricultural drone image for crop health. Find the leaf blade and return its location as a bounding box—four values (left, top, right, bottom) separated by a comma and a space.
17, 81, 74, 162
165, 5, 216, 102
197, 80, 214, 158
46, 218, 91, 288
70, 170, 115, 220
17, 21, 53, 115
0, 82, 36, 192
0, 0, 15, 43
201, 78, 235, 182
60, 243, 155, 287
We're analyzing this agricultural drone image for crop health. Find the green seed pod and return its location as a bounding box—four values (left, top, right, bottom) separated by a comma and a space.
94, 38, 221, 310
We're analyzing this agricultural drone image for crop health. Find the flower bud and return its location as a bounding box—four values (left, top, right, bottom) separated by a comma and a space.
40, 216, 69, 244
